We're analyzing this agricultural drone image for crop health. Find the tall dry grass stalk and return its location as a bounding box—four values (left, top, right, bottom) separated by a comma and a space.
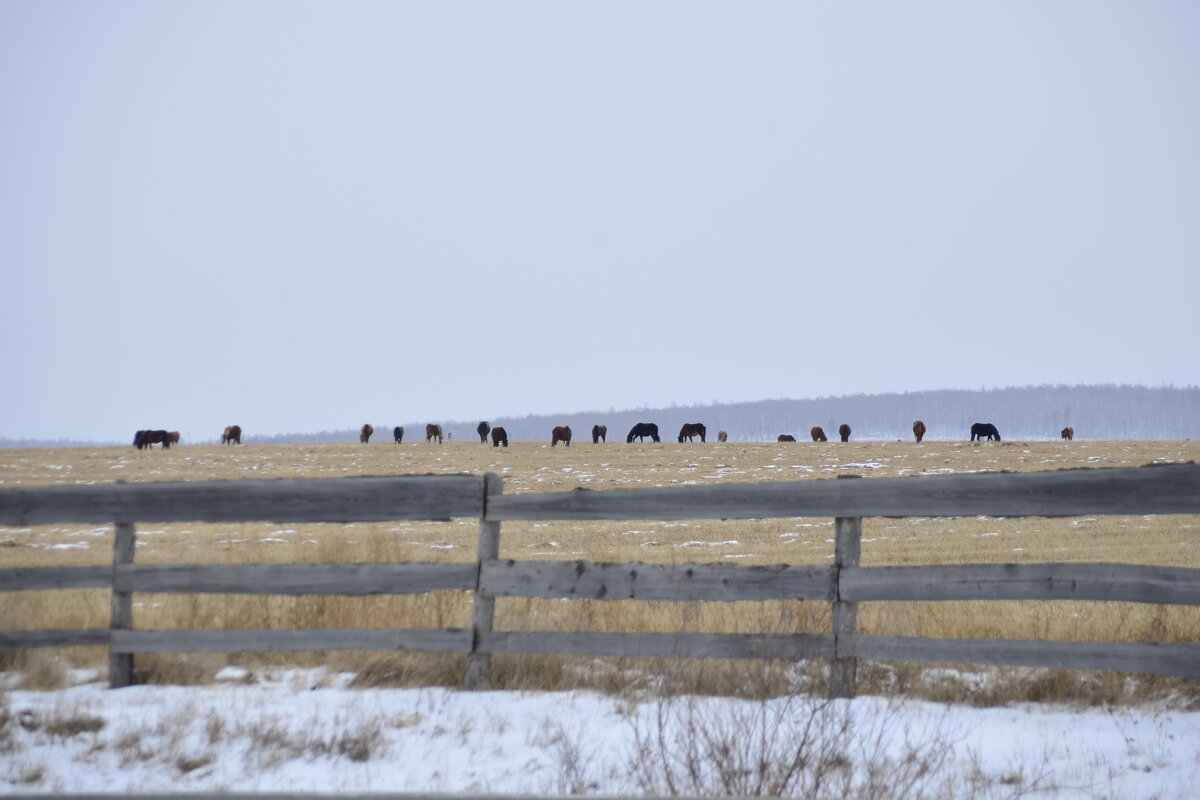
2, 439, 1198, 705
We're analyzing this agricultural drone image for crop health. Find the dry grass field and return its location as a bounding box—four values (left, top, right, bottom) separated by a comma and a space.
2, 437, 1198, 705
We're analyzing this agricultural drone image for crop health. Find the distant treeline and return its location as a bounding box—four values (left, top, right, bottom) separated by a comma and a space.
251, 384, 1199, 445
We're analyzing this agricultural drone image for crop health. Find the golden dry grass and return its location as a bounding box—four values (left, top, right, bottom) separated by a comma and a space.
2, 438, 1197, 703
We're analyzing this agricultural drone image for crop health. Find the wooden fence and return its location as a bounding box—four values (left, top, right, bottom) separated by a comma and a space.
2, 464, 1199, 695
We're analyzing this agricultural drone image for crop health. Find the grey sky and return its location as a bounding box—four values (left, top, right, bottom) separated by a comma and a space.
3, 2, 1198, 443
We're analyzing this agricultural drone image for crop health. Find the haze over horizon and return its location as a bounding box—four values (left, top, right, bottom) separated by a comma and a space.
4, 3, 1198, 444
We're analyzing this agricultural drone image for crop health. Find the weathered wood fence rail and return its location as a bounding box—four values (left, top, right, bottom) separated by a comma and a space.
2, 464, 1199, 694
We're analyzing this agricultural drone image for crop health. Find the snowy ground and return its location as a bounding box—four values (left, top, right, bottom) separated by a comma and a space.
2, 668, 1198, 798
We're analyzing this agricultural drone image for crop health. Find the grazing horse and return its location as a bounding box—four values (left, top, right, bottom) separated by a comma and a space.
778, 434, 797, 442
678, 422, 707, 443
477, 421, 490, 443
167, 431, 180, 446
551, 426, 572, 447
134, 429, 172, 450
491, 426, 508, 447
360, 424, 374, 444
838, 423, 852, 442
810, 426, 827, 442
591, 424, 607, 443
393, 426, 405, 443
1061, 426, 1074, 441
913, 420, 926, 443
426, 423, 444, 444
626, 422, 661, 443
221, 425, 242, 445
717, 430, 728, 443
970, 422, 1001, 441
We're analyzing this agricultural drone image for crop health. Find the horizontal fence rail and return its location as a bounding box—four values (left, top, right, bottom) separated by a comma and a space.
1, 463, 1199, 691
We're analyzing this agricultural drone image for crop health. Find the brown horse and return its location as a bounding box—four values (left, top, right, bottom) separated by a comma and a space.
477, 421, 490, 443
913, 420, 926, 443
167, 431, 180, 446
551, 425, 572, 447
677, 422, 707, 443
221, 425, 242, 445
491, 426, 508, 447
426, 423, 444, 444
778, 434, 796, 442
810, 426, 827, 442
1061, 426, 1074, 441
717, 430, 728, 443
838, 423, 851, 442
591, 424, 607, 443
134, 429, 172, 450
360, 424, 374, 443
393, 426, 405, 443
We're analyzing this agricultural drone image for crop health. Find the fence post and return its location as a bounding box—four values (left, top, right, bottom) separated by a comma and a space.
829, 475, 862, 699
466, 472, 503, 689
109, 521, 135, 689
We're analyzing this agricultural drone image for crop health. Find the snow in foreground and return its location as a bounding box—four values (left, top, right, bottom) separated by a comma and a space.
2, 668, 1198, 799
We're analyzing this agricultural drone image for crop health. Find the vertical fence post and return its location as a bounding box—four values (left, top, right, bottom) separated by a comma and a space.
109, 521, 136, 689
829, 475, 863, 699
466, 472, 503, 689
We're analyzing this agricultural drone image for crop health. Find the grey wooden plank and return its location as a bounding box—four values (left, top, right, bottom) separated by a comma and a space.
112, 627, 472, 654
480, 630, 835, 660
479, 560, 835, 602
848, 635, 1200, 679
842, 563, 1200, 605
0, 628, 110, 649
114, 562, 477, 595
0, 566, 112, 591
487, 463, 1200, 521
0, 474, 486, 526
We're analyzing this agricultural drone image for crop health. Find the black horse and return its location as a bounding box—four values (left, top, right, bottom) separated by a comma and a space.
134, 429, 172, 450
477, 421, 490, 443
591, 424, 607, 443
970, 422, 1001, 441
678, 423, 706, 443
626, 422, 661, 443
491, 426, 508, 447
393, 426, 405, 443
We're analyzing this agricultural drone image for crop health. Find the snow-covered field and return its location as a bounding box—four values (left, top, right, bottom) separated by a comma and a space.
3, 667, 1198, 799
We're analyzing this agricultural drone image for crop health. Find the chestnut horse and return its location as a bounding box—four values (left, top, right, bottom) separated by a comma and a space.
167, 431, 180, 446
677, 423, 707, 443
360, 424, 374, 443
913, 420, 926, 443
1061, 426, 1074, 441
221, 425, 241, 445
810, 426, 827, 442
551, 426, 572, 447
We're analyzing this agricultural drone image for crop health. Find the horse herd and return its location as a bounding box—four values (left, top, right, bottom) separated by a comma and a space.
131, 420, 1078, 450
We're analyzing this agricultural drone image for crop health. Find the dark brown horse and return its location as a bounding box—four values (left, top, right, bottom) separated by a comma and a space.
838, 423, 851, 442
167, 431, 180, 446
426, 423, 444, 444
717, 430, 728, 442
677, 423, 707, 443
491, 426, 508, 447
551, 425, 572, 447
393, 426, 405, 443
134, 429, 172, 450
477, 421, 490, 443
221, 425, 241, 445
810, 426, 827, 442
1061, 426, 1074, 441
778, 434, 797, 442
913, 420, 926, 443
591, 424, 607, 443
360, 424, 374, 443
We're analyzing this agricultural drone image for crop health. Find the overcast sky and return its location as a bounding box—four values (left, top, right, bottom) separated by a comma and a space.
3, 2, 1198, 443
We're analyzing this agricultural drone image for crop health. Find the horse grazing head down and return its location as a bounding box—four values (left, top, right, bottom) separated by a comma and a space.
838, 424, 851, 442
221, 425, 242, 445
491, 426, 508, 447
717, 430, 728, 442
591, 424, 607, 443
778, 434, 797, 442
1061, 426, 1074, 441
477, 421, 490, 443
912, 420, 926, 443
677, 423, 706, 443
810, 426, 827, 442
551, 426, 572, 447
970, 422, 1001, 442
626, 423, 660, 443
